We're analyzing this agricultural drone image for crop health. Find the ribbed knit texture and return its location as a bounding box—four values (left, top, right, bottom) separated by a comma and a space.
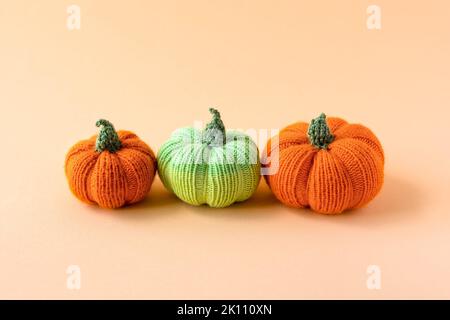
157, 118, 261, 208
263, 116, 384, 214
65, 123, 157, 209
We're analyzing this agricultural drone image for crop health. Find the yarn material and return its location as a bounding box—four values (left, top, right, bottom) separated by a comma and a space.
203, 108, 226, 146
65, 121, 157, 209
157, 110, 261, 208
308, 113, 334, 149
263, 115, 384, 214
95, 119, 122, 152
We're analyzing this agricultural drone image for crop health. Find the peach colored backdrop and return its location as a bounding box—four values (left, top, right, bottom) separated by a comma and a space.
1, 0, 449, 299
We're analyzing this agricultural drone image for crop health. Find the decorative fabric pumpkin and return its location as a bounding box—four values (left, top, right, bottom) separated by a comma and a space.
263, 113, 384, 214
157, 108, 261, 208
65, 119, 156, 208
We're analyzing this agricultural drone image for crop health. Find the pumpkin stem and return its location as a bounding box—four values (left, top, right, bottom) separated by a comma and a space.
95, 119, 122, 153
308, 113, 334, 149
203, 108, 226, 146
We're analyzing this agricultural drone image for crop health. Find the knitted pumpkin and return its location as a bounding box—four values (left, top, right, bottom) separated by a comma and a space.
65, 119, 156, 208
157, 108, 260, 208
263, 113, 384, 214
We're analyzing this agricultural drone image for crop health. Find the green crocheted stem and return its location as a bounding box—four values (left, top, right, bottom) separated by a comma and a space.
308, 113, 334, 149
203, 108, 226, 146
95, 119, 122, 153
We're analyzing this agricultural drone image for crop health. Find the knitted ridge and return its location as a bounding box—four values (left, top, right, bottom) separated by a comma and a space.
157, 127, 261, 208
263, 116, 384, 214
65, 130, 157, 209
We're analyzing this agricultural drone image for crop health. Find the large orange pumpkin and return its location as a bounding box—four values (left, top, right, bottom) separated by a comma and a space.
263, 114, 384, 214
65, 119, 156, 208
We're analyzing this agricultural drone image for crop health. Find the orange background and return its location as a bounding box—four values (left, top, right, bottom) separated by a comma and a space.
1, 0, 449, 299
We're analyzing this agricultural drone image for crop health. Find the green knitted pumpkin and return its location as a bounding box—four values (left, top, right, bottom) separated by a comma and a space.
157, 108, 261, 208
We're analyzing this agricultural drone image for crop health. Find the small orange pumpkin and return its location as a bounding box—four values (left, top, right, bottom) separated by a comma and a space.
263, 114, 384, 214
65, 119, 156, 208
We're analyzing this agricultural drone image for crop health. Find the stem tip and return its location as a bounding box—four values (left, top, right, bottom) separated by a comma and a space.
308, 113, 334, 149
95, 119, 122, 153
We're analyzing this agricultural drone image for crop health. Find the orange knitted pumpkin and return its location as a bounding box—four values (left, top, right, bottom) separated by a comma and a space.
263, 114, 384, 214
65, 119, 156, 208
